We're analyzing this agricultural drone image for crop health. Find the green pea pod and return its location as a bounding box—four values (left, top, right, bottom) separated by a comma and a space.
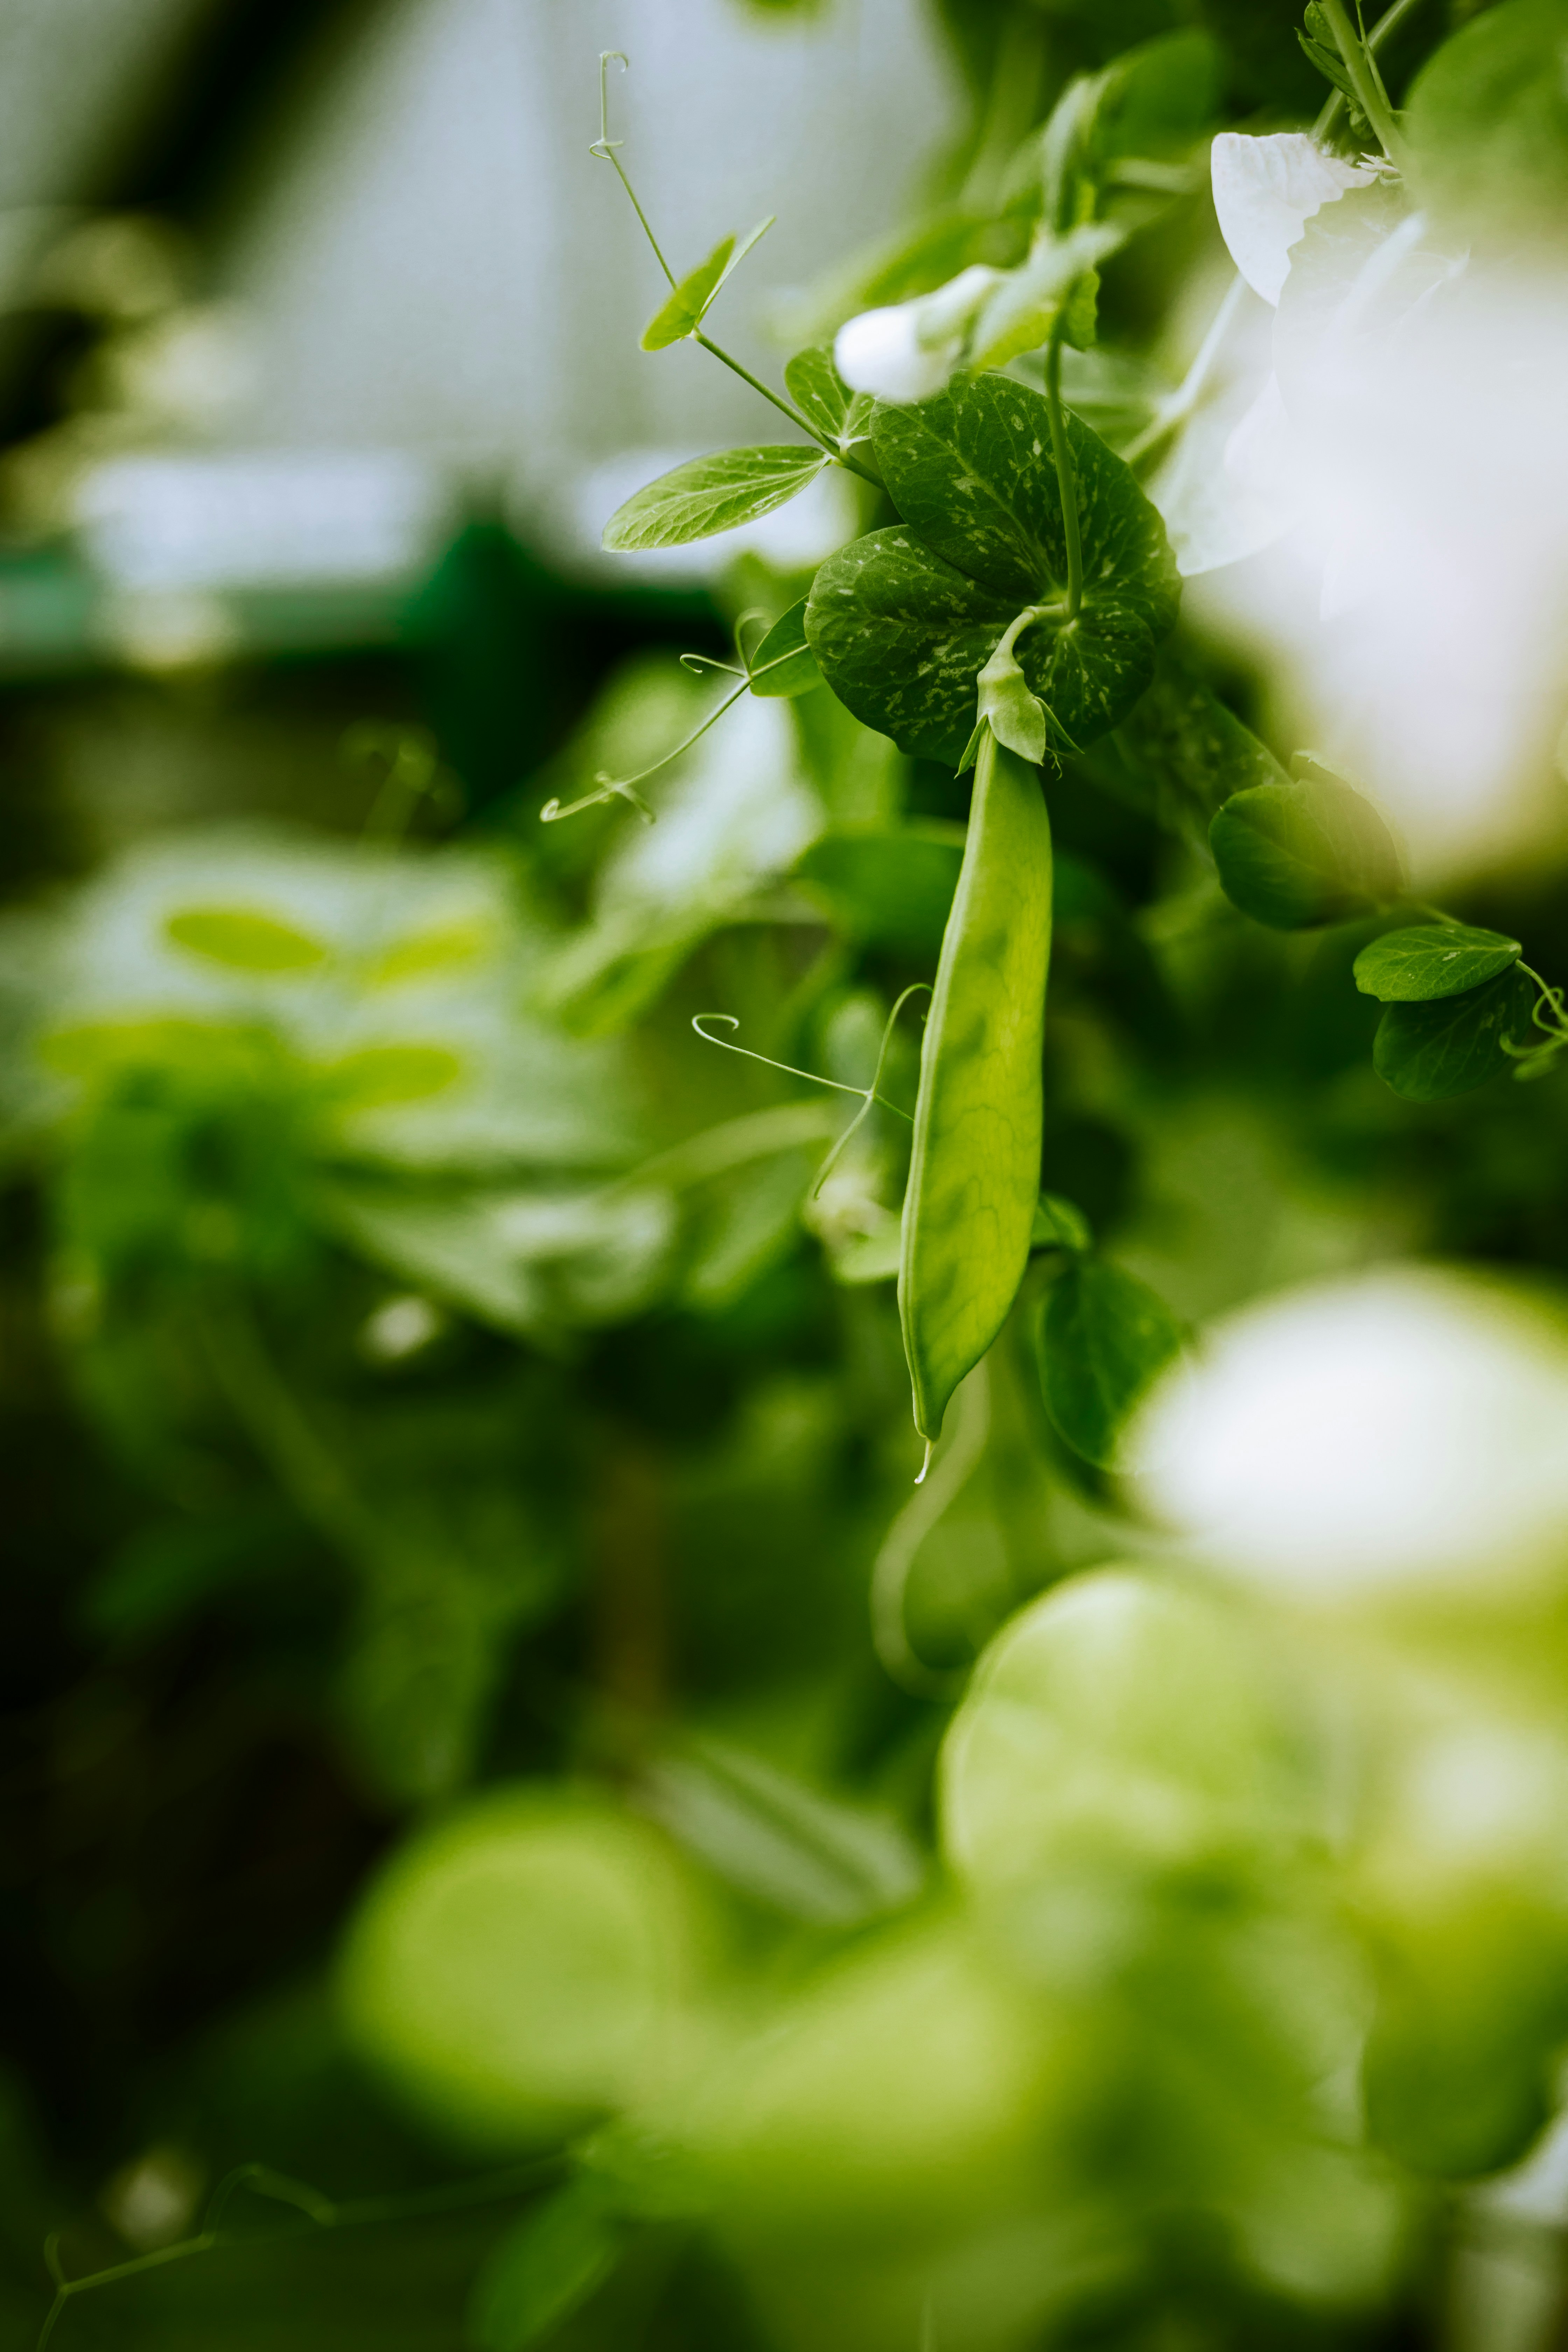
899, 726, 1053, 1458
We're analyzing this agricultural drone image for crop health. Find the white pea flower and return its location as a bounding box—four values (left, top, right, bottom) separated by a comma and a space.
1210, 132, 1377, 307
834, 264, 1000, 405
1130, 1267, 1568, 1603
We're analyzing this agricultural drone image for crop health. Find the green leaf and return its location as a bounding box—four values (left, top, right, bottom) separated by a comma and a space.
467, 2181, 622, 2350
1406, 0, 1568, 240
318, 1045, 464, 1108
1037, 1259, 1184, 1470
1031, 1193, 1092, 1254
794, 823, 965, 957
640, 217, 774, 350
900, 733, 1054, 1443
748, 600, 822, 699
1373, 967, 1538, 1100
603, 447, 828, 553
965, 223, 1123, 372
1353, 924, 1522, 1003
806, 376, 1178, 762
1116, 646, 1289, 833
807, 527, 1027, 765
164, 906, 328, 972
784, 345, 877, 466
1209, 776, 1403, 929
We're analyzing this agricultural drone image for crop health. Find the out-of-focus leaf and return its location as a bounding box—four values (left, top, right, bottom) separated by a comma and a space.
1372, 967, 1538, 1101
603, 447, 829, 552
795, 824, 965, 958
1031, 1193, 1092, 1254
1037, 1258, 1184, 1469
467, 2180, 623, 2351
164, 907, 329, 973
316, 1045, 464, 1108
1405, 0, 1568, 240
642, 1738, 923, 1924
1210, 776, 1403, 929
1353, 925, 1522, 1004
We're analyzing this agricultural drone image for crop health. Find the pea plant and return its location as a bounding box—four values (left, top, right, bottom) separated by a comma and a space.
14, 8, 1568, 2352
587, 4, 1568, 1477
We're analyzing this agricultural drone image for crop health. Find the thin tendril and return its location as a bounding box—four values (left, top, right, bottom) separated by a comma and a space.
588, 54, 849, 464
691, 1006, 920, 1126
541, 679, 750, 825
807, 984, 932, 1197
540, 618, 819, 829
591, 54, 675, 285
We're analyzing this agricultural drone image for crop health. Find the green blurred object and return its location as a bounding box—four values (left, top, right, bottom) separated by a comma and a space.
340, 1791, 714, 2151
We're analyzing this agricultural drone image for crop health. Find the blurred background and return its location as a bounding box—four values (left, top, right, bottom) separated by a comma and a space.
4, 1, 1568, 2348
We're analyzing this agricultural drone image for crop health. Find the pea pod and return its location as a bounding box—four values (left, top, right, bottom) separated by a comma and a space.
899, 726, 1052, 1457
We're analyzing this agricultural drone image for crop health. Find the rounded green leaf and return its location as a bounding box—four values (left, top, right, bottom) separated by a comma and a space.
748, 599, 821, 699
164, 906, 328, 973
1037, 1258, 1183, 1469
807, 375, 1178, 760
900, 733, 1053, 1443
806, 526, 1026, 765
603, 447, 828, 553
1353, 924, 1522, 1003
1373, 966, 1537, 1101
1209, 777, 1403, 930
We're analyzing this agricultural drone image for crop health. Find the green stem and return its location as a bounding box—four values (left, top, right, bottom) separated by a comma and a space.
692, 330, 881, 485
691, 330, 830, 449
1318, 0, 1406, 161
593, 62, 877, 485
1044, 327, 1083, 620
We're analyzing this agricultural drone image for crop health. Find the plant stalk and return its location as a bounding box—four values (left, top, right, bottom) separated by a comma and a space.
1044, 327, 1084, 620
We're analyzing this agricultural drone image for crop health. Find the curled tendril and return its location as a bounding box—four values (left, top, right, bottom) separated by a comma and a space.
1503, 965, 1568, 1081
590, 51, 628, 160
540, 776, 656, 826
540, 611, 811, 828
692, 985, 929, 1199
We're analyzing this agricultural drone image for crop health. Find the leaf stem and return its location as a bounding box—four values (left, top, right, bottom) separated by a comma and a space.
690, 330, 828, 449
1043, 326, 1084, 620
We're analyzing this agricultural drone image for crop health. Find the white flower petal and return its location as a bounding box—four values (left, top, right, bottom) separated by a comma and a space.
1211, 131, 1376, 306
1131, 1268, 1568, 1601
834, 303, 952, 405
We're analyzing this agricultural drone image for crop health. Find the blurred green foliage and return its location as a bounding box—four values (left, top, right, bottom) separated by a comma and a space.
6, 2, 1568, 2351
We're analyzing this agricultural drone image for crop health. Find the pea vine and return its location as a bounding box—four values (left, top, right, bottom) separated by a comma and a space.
586, 5, 1567, 1473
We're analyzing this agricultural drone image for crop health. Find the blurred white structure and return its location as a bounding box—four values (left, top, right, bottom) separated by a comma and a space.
209, 0, 958, 572
1133, 1267, 1568, 1602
